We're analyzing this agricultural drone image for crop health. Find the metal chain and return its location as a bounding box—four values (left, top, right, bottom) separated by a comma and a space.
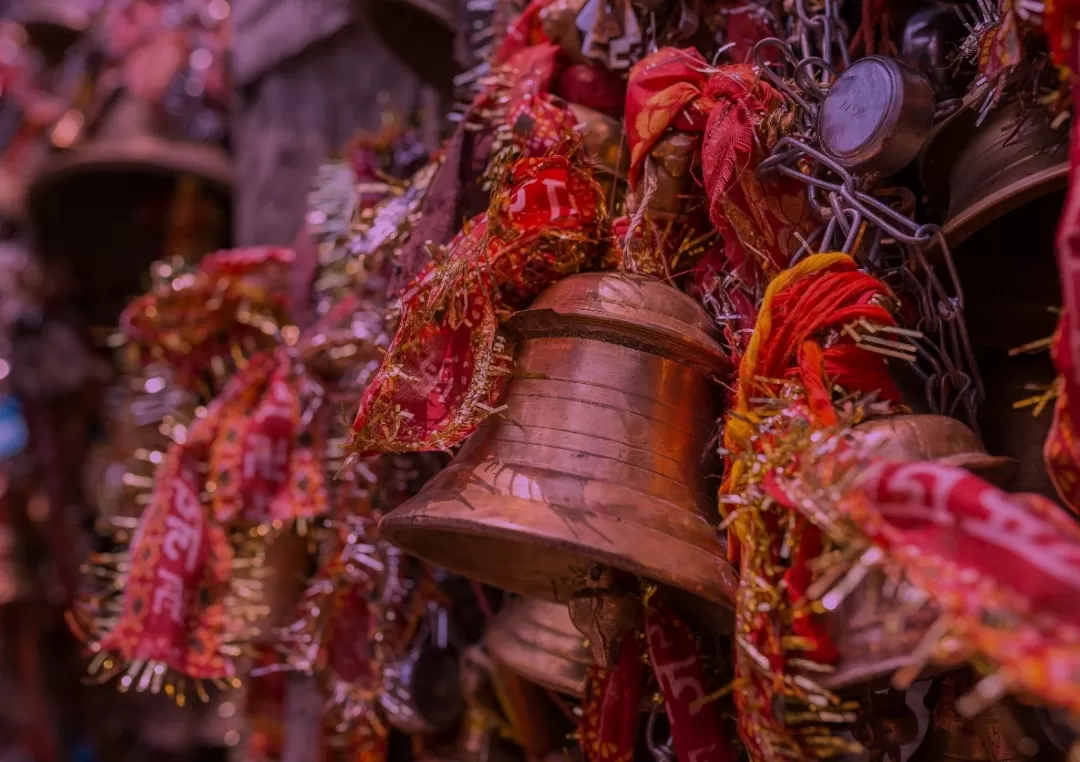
752, 38, 985, 429
790, 0, 851, 86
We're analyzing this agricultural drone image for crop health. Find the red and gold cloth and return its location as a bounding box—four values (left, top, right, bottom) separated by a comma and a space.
121, 247, 294, 388
827, 460, 1080, 716
348, 153, 610, 454
95, 398, 236, 679
624, 48, 813, 290
581, 599, 731, 762
720, 254, 902, 761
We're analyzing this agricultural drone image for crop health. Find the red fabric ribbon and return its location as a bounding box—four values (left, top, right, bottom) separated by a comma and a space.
209, 353, 329, 524
581, 635, 643, 762
1048, 51, 1080, 512
721, 256, 901, 760
97, 429, 234, 678
624, 48, 814, 290
840, 459, 1080, 715
645, 602, 732, 762
581, 602, 732, 762
349, 153, 609, 455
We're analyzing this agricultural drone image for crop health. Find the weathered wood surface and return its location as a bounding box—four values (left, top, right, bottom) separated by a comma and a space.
232, 12, 434, 247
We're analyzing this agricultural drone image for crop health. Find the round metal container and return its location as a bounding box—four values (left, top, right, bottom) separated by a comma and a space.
379, 272, 737, 616
819, 55, 935, 176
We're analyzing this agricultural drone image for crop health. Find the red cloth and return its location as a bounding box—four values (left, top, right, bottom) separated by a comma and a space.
843, 460, 1080, 715
624, 48, 814, 290
349, 154, 609, 454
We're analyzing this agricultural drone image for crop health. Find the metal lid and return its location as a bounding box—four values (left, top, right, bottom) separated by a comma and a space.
819, 55, 935, 176
508, 271, 731, 375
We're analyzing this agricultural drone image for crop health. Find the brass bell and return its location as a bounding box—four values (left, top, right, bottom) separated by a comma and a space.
816, 414, 1013, 690
380, 272, 737, 645
30, 94, 232, 206
13, 0, 92, 65
922, 93, 1066, 502
361, 0, 459, 94
485, 598, 589, 698
920, 92, 1068, 251
28, 94, 231, 323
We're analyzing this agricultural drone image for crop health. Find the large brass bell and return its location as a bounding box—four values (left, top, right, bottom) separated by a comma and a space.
920, 90, 1068, 250
380, 272, 737, 648
485, 598, 589, 698
28, 94, 231, 324
816, 414, 1013, 690
922, 91, 1067, 502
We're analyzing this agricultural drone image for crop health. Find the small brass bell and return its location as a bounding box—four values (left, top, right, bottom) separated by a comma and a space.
920, 91, 1068, 250
817, 414, 1013, 690
380, 272, 737, 644
485, 598, 589, 698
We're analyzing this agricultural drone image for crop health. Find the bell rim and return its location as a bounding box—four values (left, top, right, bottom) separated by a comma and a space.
920, 86, 1069, 251
485, 634, 586, 697
28, 136, 233, 220
379, 482, 738, 612
938, 161, 1068, 250
361, 0, 460, 91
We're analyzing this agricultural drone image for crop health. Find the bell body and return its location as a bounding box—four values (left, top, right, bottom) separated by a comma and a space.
361, 0, 459, 93
30, 95, 232, 204
380, 272, 737, 616
921, 91, 1068, 249
818, 415, 1012, 690
486, 598, 588, 697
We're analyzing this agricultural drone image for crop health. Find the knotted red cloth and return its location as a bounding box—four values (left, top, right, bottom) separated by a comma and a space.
720, 255, 901, 761
624, 48, 814, 292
